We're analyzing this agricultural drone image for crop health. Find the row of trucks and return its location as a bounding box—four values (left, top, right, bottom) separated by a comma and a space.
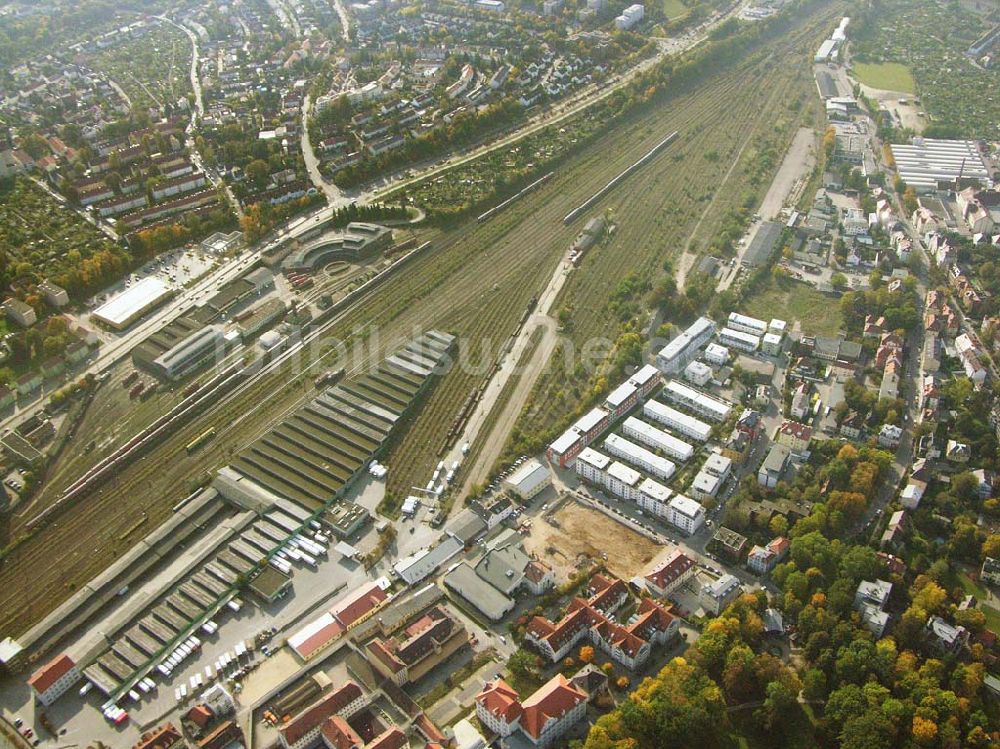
426, 459, 461, 496
269, 523, 329, 575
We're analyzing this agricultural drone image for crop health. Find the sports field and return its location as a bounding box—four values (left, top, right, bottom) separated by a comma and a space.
851, 62, 916, 93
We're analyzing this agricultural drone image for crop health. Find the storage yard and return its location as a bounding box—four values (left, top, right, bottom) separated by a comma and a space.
0, 4, 836, 644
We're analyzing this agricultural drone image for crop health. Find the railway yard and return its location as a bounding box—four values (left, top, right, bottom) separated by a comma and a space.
0, 2, 851, 747
0, 0, 835, 645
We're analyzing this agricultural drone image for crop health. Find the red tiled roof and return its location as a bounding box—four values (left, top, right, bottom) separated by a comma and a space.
186, 704, 213, 727
476, 678, 523, 723
767, 536, 790, 557
279, 682, 363, 745
28, 654, 75, 695
133, 722, 181, 749
778, 420, 812, 442
320, 715, 364, 749
292, 617, 345, 659
646, 549, 694, 590
520, 674, 587, 740
367, 727, 408, 749
524, 559, 552, 584
332, 582, 388, 628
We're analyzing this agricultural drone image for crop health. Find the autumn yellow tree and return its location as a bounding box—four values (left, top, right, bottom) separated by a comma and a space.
912, 715, 938, 745
579, 646, 595, 663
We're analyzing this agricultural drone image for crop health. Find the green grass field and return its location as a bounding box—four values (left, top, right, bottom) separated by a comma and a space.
851, 62, 916, 94
741, 276, 843, 337
953, 569, 1000, 633
661, 0, 688, 17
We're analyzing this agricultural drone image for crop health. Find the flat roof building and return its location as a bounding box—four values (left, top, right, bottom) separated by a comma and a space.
662, 380, 732, 422
93, 277, 174, 329
642, 400, 712, 442
603, 433, 676, 481
889, 138, 989, 192
719, 327, 761, 353
503, 458, 551, 500
667, 494, 705, 534
656, 317, 715, 374
727, 313, 767, 336
622, 416, 695, 462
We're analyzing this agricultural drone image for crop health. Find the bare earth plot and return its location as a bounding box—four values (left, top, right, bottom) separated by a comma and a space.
0, 2, 839, 639
523, 502, 660, 581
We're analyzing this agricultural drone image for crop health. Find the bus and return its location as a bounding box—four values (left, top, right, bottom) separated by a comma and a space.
186, 428, 217, 454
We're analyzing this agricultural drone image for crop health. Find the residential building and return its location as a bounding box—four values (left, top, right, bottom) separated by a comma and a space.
683, 360, 713, 387
603, 433, 676, 481
775, 420, 813, 454
761, 332, 784, 356
656, 316, 715, 374
758, 443, 791, 488
661, 380, 732, 422
476, 674, 587, 747
27, 654, 80, 706
982, 557, 1000, 587
700, 574, 742, 615
703, 343, 729, 366
946, 439, 971, 463
547, 407, 611, 467
690, 453, 732, 501
365, 606, 467, 686
925, 616, 969, 653
854, 579, 892, 637
636, 477, 673, 519
879, 424, 902, 449
719, 327, 760, 353
525, 574, 678, 671
666, 494, 705, 534
3, 298, 36, 327
622, 416, 695, 461
711, 527, 749, 563
641, 400, 711, 442
746, 536, 789, 575
38, 280, 69, 308
278, 682, 368, 749
727, 312, 768, 336
602, 363, 661, 416
644, 549, 696, 597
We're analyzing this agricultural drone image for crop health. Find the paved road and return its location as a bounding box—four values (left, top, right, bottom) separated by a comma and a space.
717, 126, 817, 291
450, 259, 571, 509
332, 0, 352, 41
301, 93, 342, 203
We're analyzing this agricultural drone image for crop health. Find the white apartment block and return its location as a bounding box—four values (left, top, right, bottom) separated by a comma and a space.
605, 461, 643, 501
604, 433, 676, 481
642, 400, 712, 442
683, 360, 713, 386
656, 316, 715, 374
703, 343, 729, 366
719, 327, 760, 353
637, 477, 672, 518
666, 494, 705, 534
727, 312, 768, 336
662, 380, 732, 422
622, 416, 695, 462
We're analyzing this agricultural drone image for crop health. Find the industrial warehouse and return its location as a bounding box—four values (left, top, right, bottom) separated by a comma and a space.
280, 222, 394, 271
217, 330, 456, 512
92, 277, 176, 330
